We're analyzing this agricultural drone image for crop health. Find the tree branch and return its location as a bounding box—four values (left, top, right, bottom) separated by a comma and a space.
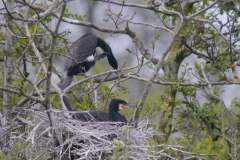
0, 86, 43, 103
131, 0, 186, 127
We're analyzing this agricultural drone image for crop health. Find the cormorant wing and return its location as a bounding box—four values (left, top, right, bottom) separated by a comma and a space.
72, 110, 110, 122
88, 110, 110, 121
64, 34, 98, 71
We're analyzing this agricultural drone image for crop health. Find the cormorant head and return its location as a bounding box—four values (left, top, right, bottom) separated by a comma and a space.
109, 99, 135, 112
107, 55, 118, 70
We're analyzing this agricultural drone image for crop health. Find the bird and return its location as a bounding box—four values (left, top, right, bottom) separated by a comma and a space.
60, 34, 118, 90
63, 96, 135, 124
63, 96, 134, 160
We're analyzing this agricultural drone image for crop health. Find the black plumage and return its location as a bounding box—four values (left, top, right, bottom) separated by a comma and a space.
60, 34, 118, 90
63, 97, 134, 160
63, 96, 134, 124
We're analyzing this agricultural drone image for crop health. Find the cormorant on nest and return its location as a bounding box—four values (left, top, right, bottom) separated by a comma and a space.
63, 96, 135, 124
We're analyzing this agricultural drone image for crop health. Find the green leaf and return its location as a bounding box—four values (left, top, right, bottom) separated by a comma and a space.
39, 72, 44, 76
13, 43, 21, 50
155, 32, 161, 39
7, 154, 12, 160
220, 9, 223, 15
166, 6, 172, 10
187, 67, 192, 71
1, 150, 6, 159
172, 16, 177, 26
104, 86, 109, 91
209, 118, 214, 123
0, 34, 5, 39
235, 104, 240, 108
11, 148, 16, 156
102, 36, 106, 40
82, 95, 88, 100
197, 54, 202, 59
135, 100, 140, 105
15, 140, 22, 150
151, 40, 155, 47
65, 8, 69, 13
162, 14, 167, 20
12, 97, 18, 103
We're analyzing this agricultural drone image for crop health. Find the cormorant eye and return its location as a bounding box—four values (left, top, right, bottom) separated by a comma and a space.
118, 104, 126, 110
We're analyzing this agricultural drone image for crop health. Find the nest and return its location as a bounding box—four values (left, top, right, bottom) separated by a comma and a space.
0, 109, 181, 160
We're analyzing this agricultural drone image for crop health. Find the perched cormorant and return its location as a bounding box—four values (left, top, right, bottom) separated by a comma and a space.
63, 96, 135, 124
60, 34, 118, 90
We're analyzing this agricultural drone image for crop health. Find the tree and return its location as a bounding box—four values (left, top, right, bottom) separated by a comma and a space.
0, 0, 239, 159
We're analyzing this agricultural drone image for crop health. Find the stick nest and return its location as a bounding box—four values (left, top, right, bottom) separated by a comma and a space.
0, 109, 179, 160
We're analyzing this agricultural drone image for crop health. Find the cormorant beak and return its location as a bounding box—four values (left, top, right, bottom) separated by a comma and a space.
102, 52, 110, 56
98, 52, 110, 59
118, 104, 136, 110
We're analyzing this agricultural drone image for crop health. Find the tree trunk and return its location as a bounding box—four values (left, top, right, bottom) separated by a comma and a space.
2, 0, 14, 149
156, 0, 194, 144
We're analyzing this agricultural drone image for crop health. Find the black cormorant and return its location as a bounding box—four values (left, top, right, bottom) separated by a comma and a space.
63, 96, 134, 124
60, 34, 118, 90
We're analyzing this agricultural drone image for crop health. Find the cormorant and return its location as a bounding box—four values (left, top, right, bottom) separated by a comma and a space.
63, 96, 135, 124
60, 34, 118, 90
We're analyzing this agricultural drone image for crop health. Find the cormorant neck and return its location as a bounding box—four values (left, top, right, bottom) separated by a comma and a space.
109, 111, 127, 123
109, 109, 118, 113
63, 96, 74, 111
96, 37, 118, 69
109, 105, 119, 113
97, 37, 112, 54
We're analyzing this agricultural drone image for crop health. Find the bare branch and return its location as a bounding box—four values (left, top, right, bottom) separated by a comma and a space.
93, 0, 164, 13
63, 65, 138, 92
184, 41, 211, 61
210, 22, 240, 54
0, 86, 43, 103
125, 25, 159, 65
120, 18, 174, 35
177, 0, 186, 19
13, 90, 57, 108
187, 0, 219, 20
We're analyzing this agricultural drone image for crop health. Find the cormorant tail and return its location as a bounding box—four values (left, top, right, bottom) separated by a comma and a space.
60, 74, 74, 90
63, 96, 74, 111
